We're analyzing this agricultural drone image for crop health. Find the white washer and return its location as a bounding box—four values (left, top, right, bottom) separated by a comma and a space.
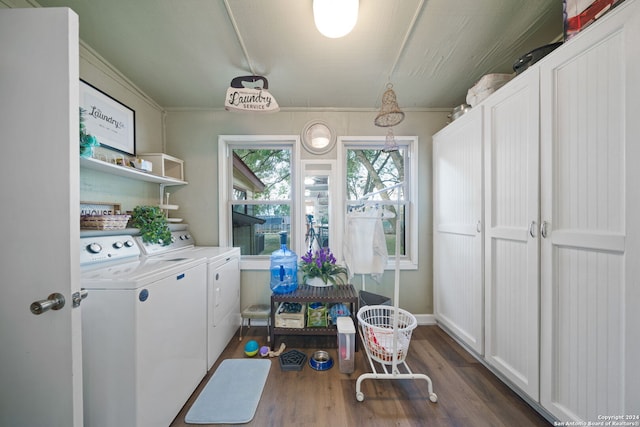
80, 234, 208, 427
136, 230, 241, 369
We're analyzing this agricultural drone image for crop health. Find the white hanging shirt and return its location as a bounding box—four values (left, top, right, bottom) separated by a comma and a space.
343, 211, 389, 281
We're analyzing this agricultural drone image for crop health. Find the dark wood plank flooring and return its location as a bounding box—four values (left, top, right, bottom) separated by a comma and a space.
171, 325, 551, 427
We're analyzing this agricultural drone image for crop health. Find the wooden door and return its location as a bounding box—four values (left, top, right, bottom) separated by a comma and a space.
433, 106, 484, 354
539, 0, 640, 420
483, 68, 540, 400
0, 8, 82, 427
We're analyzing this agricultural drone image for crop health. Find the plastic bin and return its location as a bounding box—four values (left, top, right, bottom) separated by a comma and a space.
337, 317, 356, 373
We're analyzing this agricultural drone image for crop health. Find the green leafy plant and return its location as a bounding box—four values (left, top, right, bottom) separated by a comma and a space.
130, 206, 171, 245
79, 107, 99, 157
299, 247, 348, 285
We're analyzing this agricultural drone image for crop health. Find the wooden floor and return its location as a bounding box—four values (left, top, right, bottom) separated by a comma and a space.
171, 325, 551, 427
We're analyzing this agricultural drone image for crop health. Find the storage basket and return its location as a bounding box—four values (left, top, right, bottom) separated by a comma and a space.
275, 302, 306, 329
357, 305, 417, 364
80, 214, 131, 230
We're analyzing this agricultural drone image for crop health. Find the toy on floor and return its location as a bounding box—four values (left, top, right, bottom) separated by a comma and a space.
244, 340, 259, 357
260, 342, 286, 358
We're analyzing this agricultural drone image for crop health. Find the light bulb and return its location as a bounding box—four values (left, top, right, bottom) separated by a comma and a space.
313, 0, 359, 38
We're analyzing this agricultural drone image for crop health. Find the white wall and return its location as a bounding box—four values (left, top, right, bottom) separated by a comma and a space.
78, 43, 167, 211
165, 109, 449, 315
6, 0, 450, 316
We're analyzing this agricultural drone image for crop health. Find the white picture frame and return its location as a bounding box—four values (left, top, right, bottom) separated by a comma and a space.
79, 80, 136, 155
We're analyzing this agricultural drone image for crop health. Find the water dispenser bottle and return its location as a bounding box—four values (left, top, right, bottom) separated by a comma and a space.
270, 232, 298, 294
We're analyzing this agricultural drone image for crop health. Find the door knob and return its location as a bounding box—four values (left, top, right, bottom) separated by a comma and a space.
30, 293, 65, 315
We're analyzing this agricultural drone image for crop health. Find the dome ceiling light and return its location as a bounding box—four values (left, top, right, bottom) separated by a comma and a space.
313, 0, 359, 38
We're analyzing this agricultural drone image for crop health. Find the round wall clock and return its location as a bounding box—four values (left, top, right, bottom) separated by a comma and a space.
301, 120, 336, 154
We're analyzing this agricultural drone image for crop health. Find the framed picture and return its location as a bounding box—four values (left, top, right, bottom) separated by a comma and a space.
79, 80, 136, 155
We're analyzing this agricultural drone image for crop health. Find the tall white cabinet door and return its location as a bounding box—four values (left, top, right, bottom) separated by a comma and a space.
539, 0, 640, 421
433, 107, 484, 354
483, 69, 540, 400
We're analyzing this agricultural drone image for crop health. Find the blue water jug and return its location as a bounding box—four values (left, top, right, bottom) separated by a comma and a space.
270, 232, 298, 294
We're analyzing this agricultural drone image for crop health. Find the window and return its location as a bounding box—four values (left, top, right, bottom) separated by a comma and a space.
337, 136, 418, 270
219, 136, 300, 269
219, 134, 417, 271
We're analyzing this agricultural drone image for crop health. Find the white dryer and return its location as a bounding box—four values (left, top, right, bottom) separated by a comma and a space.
136, 230, 241, 369
80, 234, 207, 427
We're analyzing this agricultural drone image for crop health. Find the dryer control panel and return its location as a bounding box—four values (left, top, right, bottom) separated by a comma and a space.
135, 231, 195, 256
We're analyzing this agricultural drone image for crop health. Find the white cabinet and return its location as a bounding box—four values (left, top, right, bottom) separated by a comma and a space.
433, 106, 484, 355
539, 0, 640, 421
433, 1, 640, 421
483, 68, 540, 399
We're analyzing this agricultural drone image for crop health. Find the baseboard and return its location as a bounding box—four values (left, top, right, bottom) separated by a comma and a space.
414, 313, 437, 325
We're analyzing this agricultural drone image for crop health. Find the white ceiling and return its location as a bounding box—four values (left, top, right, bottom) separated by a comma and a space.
35, 0, 562, 110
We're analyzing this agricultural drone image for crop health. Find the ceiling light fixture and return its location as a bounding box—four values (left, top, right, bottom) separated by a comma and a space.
383, 128, 399, 152
313, 0, 359, 38
374, 83, 405, 127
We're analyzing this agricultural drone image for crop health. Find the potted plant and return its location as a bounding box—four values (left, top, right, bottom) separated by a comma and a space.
79, 107, 99, 157
129, 205, 171, 245
299, 247, 348, 287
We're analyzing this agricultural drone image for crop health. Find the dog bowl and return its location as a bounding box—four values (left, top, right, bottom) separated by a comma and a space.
309, 350, 333, 371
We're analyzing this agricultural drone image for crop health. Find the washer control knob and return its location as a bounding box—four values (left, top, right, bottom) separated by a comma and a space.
124, 240, 135, 247
113, 241, 124, 249
87, 243, 102, 254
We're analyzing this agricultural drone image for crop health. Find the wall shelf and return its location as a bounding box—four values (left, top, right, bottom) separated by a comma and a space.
80, 156, 187, 186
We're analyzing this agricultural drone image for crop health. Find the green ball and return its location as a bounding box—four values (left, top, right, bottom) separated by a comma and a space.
244, 340, 259, 357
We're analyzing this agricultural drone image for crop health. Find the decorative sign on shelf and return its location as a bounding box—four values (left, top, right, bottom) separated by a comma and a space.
80, 80, 136, 156
80, 201, 122, 216
224, 75, 280, 113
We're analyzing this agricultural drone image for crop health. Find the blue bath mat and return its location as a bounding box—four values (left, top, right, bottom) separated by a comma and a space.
185, 358, 271, 424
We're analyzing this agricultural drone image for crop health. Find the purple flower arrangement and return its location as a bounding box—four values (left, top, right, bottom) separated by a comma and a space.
299, 247, 348, 285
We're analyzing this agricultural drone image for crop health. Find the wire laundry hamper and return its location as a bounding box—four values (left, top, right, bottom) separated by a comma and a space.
357, 305, 417, 365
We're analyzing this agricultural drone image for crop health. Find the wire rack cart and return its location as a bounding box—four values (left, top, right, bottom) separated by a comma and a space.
353, 183, 438, 404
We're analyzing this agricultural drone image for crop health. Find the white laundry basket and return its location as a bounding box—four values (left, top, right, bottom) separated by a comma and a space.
357, 305, 417, 365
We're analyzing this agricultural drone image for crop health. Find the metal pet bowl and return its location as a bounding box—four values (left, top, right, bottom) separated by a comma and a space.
309, 350, 333, 371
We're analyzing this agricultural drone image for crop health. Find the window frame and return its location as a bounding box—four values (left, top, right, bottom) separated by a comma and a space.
218, 134, 418, 272
218, 135, 301, 270
336, 135, 419, 271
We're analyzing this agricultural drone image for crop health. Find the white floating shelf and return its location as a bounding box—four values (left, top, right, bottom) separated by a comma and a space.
80, 157, 187, 186
159, 204, 179, 210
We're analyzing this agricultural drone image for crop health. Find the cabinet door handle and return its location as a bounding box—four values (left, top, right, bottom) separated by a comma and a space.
540, 221, 549, 239
529, 221, 537, 238
476, 220, 482, 233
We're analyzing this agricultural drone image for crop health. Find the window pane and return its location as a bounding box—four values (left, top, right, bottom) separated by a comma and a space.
346, 147, 407, 256
304, 174, 330, 252
346, 148, 405, 201
233, 148, 291, 200
231, 148, 292, 256
231, 203, 291, 255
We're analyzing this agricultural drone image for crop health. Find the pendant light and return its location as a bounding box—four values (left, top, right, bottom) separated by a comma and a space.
383, 128, 399, 152
374, 83, 405, 127
313, 0, 359, 38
